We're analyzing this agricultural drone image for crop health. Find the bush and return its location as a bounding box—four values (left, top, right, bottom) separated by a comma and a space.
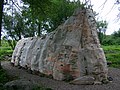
102, 35, 116, 45
102, 30, 120, 45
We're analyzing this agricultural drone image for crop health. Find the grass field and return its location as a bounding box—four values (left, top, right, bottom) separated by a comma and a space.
102, 45, 120, 68
0, 40, 13, 60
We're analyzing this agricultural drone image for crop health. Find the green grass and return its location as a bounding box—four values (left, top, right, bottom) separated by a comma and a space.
0, 40, 13, 60
1, 40, 10, 47
102, 45, 120, 51
102, 45, 120, 68
0, 47, 13, 61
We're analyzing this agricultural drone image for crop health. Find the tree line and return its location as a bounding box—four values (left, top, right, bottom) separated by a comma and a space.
0, 0, 120, 49
1, 0, 82, 48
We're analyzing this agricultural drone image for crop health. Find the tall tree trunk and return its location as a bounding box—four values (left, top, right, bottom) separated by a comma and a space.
18, 28, 21, 40
38, 23, 41, 37
0, 0, 4, 46
0, 0, 3, 67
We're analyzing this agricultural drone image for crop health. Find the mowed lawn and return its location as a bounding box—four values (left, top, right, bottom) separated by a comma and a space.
102, 45, 120, 68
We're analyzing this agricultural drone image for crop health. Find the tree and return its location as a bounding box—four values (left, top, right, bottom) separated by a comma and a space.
21, 0, 81, 33
102, 29, 120, 45
2, 0, 37, 49
113, 29, 120, 37
47, 0, 79, 31
97, 20, 108, 44
3, 12, 19, 49
112, 29, 120, 45
22, 0, 53, 36
0, 0, 4, 46
3, 9, 38, 49
2, 0, 85, 47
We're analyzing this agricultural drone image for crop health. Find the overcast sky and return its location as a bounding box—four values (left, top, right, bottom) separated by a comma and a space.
70, 0, 120, 35
91, 0, 120, 35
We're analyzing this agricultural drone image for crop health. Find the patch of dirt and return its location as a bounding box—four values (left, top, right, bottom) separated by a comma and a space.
1, 61, 120, 90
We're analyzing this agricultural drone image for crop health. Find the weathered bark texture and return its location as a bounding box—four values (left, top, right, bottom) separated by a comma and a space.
11, 8, 108, 84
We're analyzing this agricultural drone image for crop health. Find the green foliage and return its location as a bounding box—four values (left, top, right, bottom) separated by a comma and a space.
0, 40, 13, 60
2, 0, 85, 39
3, 11, 36, 40
102, 35, 116, 45
1, 40, 9, 47
102, 45, 120, 68
96, 20, 108, 44
22, 0, 52, 19
102, 45, 120, 51
0, 49, 13, 61
97, 20, 108, 29
102, 29, 120, 45
112, 29, 120, 45
47, 0, 80, 31
21, 0, 82, 33
113, 29, 120, 37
